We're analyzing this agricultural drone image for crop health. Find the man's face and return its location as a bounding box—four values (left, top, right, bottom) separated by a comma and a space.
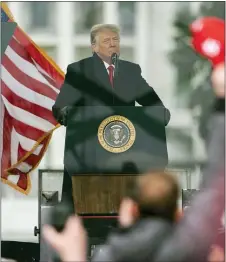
92, 29, 120, 61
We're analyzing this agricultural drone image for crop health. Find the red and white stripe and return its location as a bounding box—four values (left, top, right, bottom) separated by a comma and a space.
1, 26, 64, 193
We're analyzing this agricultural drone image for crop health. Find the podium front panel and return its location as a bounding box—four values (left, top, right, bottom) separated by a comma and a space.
72, 174, 136, 214
65, 106, 168, 175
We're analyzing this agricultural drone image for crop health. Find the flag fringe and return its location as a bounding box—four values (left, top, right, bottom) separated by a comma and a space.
6, 124, 61, 172
2, 125, 56, 194
1, 175, 31, 195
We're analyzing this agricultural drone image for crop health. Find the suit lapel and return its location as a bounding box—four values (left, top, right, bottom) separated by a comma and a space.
92, 53, 112, 90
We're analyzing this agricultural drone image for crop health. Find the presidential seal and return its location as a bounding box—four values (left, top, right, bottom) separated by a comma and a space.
98, 115, 136, 153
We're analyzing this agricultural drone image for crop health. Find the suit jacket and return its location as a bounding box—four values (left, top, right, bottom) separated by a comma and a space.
52, 53, 170, 125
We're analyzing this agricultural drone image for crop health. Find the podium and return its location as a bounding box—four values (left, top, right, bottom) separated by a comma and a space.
65, 106, 168, 214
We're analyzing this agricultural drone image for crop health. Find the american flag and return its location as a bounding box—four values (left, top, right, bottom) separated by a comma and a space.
1, 3, 64, 194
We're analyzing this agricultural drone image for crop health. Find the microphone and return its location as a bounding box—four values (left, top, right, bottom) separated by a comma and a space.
110, 53, 119, 105
111, 53, 118, 65
111, 53, 119, 77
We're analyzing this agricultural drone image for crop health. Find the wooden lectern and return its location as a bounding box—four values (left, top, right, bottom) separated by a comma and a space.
65, 106, 168, 214
72, 175, 136, 214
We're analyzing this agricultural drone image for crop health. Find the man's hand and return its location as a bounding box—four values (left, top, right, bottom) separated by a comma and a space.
208, 245, 225, 262
43, 215, 87, 262
211, 63, 225, 98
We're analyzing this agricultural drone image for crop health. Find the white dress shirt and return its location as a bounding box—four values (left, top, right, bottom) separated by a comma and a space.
103, 61, 115, 76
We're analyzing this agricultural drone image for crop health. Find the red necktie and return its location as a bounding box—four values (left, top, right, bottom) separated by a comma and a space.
108, 65, 114, 87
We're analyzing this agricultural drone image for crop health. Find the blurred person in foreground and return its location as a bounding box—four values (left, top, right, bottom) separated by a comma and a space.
43, 17, 225, 262
43, 166, 224, 262
43, 171, 182, 261
191, 17, 225, 261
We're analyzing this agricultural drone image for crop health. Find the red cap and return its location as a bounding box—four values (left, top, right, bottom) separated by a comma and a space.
190, 17, 225, 68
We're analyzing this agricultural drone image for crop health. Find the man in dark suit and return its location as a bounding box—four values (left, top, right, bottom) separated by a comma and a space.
52, 24, 170, 205
53, 24, 170, 124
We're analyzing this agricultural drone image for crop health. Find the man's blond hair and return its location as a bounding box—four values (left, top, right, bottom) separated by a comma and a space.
125, 171, 180, 221
90, 24, 120, 44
